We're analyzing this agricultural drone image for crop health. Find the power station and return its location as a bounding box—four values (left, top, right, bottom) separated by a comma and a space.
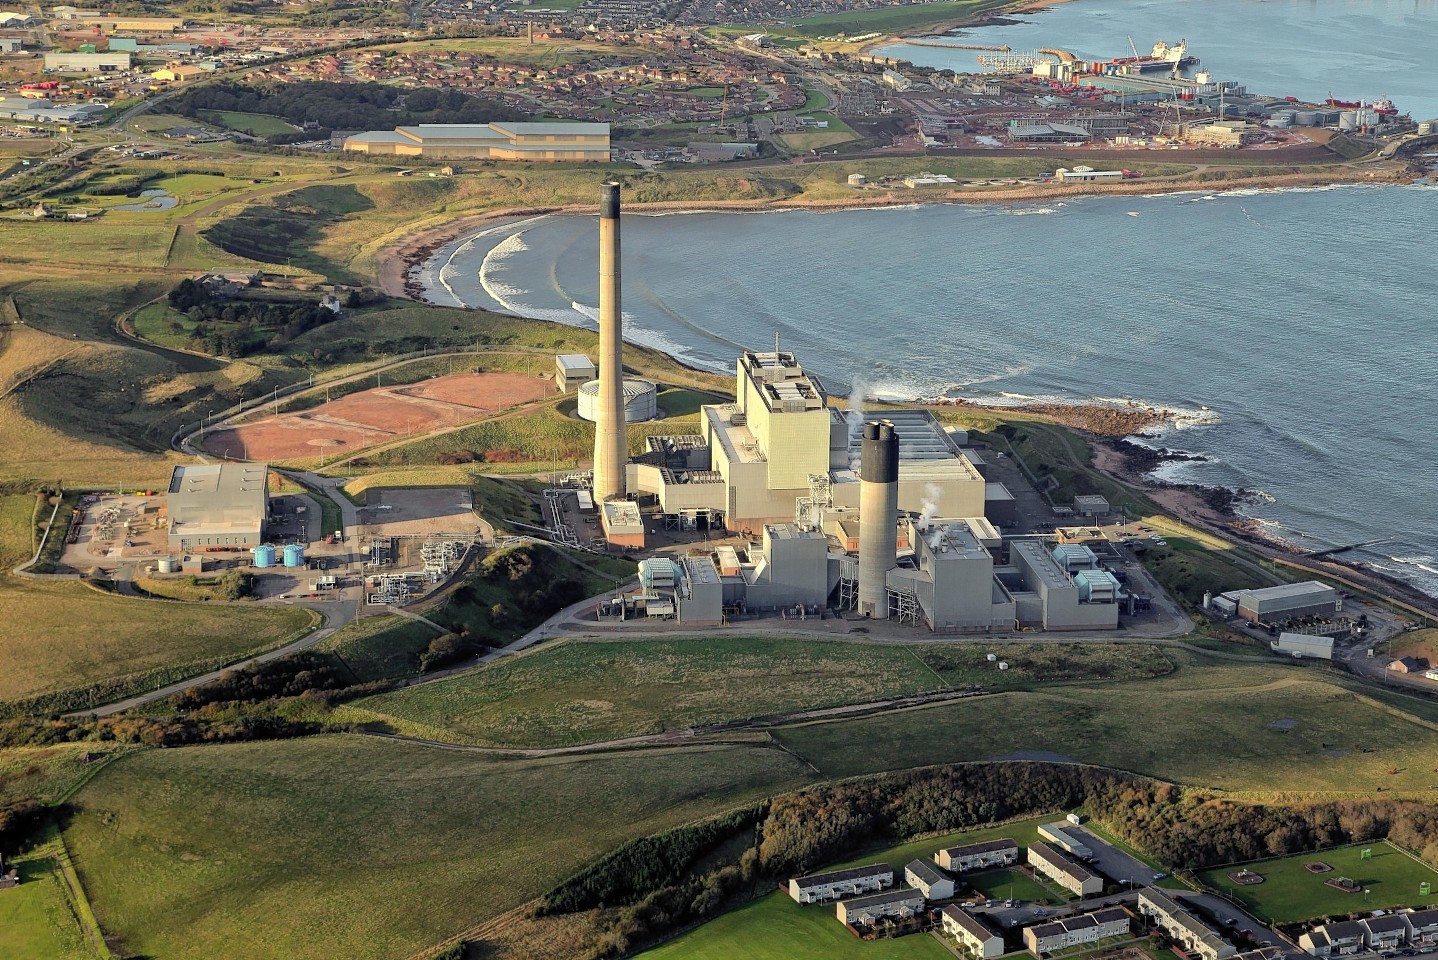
583, 184, 1125, 632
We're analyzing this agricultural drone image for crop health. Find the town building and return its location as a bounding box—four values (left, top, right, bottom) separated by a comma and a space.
166, 463, 269, 550
943, 905, 1005, 958
1300, 910, 1438, 956
935, 838, 1019, 872
1024, 907, 1130, 956
904, 858, 955, 900
1235, 581, 1339, 623
1138, 889, 1235, 960
343, 122, 611, 161
554, 354, 596, 392
1299, 920, 1366, 957
1038, 822, 1094, 858
787, 863, 893, 904
1389, 655, 1428, 674
1027, 841, 1102, 897
836, 887, 927, 926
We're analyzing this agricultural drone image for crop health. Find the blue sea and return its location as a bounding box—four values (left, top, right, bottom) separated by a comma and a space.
417, 0, 1438, 596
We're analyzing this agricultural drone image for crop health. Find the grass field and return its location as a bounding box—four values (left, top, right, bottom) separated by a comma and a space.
785, 0, 1014, 37
343, 639, 1174, 749
769, 656, 1438, 793
968, 867, 1064, 905
1197, 842, 1438, 923
63, 735, 814, 960
318, 614, 444, 682
0, 834, 102, 960
205, 111, 300, 136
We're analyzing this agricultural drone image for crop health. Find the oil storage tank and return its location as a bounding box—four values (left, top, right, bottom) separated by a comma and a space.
253, 544, 276, 568
282, 543, 305, 567
578, 377, 658, 423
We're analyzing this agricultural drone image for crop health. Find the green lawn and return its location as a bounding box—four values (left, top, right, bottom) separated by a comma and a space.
343, 639, 1174, 749
1197, 842, 1438, 923
0, 848, 99, 960
63, 735, 813, 960
206, 111, 300, 136
968, 867, 1063, 905
786, 0, 1012, 37
770, 658, 1438, 793
318, 614, 443, 682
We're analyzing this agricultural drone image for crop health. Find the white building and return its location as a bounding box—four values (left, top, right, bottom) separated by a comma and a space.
1028, 841, 1102, 897
1272, 632, 1334, 659
904, 858, 955, 900
166, 463, 269, 550
944, 905, 1005, 958
935, 838, 1019, 872
1138, 889, 1235, 960
837, 887, 926, 926
1038, 822, 1094, 858
1025, 907, 1130, 956
788, 863, 893, 904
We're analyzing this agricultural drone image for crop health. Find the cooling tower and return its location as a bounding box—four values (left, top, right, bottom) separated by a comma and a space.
858, 420, 899, 618
592, 181, 627, 502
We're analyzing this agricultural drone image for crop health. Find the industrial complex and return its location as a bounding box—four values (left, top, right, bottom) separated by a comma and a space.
341, 122, 612, 161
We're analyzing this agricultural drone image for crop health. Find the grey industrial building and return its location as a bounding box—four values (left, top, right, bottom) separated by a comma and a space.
44, 51, 130, 72
1138, 890, 1234, 960
943, 905, 1005, 958
836, 887, 927, 926
1024, 907, 1130, 956
935, 838, 1019, 872
787, 863, 893, 904
1272, 632, 1334, 659
1235, 581, 1339, 623
166, 463, 269, 550
1027, 841, 1103, 897
1038, 822, 1094, 858
554, 354, 596, 392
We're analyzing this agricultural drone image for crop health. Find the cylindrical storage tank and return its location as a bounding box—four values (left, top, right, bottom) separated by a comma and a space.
282, 543, 305, 568
848, 173, 867, 186
156, 557, 178, 573
252, 544, 276, 568
1268, 111, 1292, 128
858, 420, 900, 620
577, 378, 658, 423
1294, 110, 1318, 126
1338, 111, 1359, 131
1419, 120, 1435, 135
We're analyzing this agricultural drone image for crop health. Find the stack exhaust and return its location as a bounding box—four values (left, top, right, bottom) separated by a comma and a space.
592, 181, 627, 502
858, 420, 899, 619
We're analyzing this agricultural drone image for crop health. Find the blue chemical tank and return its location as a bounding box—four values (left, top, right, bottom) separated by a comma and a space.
282, 543, 305, 568
253, 544, 276, 568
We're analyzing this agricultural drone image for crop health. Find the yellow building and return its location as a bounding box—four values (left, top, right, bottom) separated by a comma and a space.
342, 122, 610, 162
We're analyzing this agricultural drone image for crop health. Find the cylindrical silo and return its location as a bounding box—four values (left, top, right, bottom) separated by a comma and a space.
857, 420, 899, 619
282, 543, 305, 567
157, 557, 178, 573
577, 378, 657, 423
253, 544, 276, 568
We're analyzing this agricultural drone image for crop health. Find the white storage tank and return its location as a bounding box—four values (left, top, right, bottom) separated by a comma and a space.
577, 377, 658, 423
156, 557, 178, 573
848, 173, 867, 186
1338, 111, 1359, 131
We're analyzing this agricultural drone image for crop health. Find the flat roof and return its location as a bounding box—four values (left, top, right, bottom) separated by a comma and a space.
556, 353, 595, 371
601, 500, 643, 534
1237, 581, 1335, 602
490, 120, 611, 136
842, 408, 964, 462
918, 518, 991, 562
1014, 541, 1074, 589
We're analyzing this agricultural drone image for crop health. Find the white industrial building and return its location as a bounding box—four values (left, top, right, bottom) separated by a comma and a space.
166, 463, 269, 550
1025, 907, 1130, 956
1138, 890, 1235, 960
1272, 632, 1334, 659
904, 858, 954, 900
1027, 841, 1102, 897
44, 51, 129, 72
943, 905, 1005, 958
836, 887, 926, 926
787, 863, 893, 904
1038, 822, 1094, 858
554, 354, 596, 392
0, 97, 107, 124
935, 838, 1019, 872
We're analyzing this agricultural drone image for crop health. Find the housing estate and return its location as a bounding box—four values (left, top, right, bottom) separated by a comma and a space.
836, 887, 926, 926
1027, 840, 1103, 897
787, 863, 893, 904
943, 905, 1005, 958
1024, 907, 1130, 956
1138, 889, 1235, 960
1300, 909, 1438, 956
935, 838, 1020, 872
904, 858, 955, 900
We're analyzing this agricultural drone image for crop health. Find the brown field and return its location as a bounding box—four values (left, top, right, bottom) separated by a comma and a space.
201, 372, 551, 461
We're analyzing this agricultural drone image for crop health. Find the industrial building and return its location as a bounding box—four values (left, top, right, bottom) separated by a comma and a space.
943, 905, 1005, 958
1138, 890, 1234, 960
1024, 907, 1130, 956
1027, 841, 1102, 897
1235, 581, 1339, 623
166, 463, 269, 550
44, 51, 129, 71
342, 122, 611, 161
577, 377, 657, 423
903, 859, 954, 900
1272, 632, 1334, 659
1038, 822, 1094, 858
836, 887, 926, 926
554, 354, 596, 392
787, 863, 893, 904
0, 97, 106, 124
75, 14, 185, 30
935, 838, 1019, 872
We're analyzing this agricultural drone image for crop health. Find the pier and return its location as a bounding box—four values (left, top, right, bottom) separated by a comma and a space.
901, 40, 1011, 52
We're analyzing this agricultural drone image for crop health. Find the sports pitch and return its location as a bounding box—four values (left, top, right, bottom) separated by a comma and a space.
1197, 842, 1438, 923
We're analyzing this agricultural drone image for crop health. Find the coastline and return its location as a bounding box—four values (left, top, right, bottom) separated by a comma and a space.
379, 166, 1409, 299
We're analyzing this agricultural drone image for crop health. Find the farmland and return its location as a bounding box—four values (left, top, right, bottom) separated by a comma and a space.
343, 638, 1173, 749
1197, 842, 1438, 923
62, 735, 813, 960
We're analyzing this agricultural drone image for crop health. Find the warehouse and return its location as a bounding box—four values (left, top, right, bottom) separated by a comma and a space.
0, 97, 106, 123
343, 122, 611, 161
44, 51, 129, 71
1236, 581, 1339, 623
904, 858, 955, 900
935, 838, 1019, 872
1007, 541, 1120, 630
1138, 890, 1235, 960
1027, 841, 1103, 897
787, 863, 893, 904
1025, 907, 1130, 956
1038, 822, 1094, 858
836, 887, 927, 926
943, 905, 1005, 958
554, 354, 596, 392
166, 463, 269, 550
1272, 632, 1334, 659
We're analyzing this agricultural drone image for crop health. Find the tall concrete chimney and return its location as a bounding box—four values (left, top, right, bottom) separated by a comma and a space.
592, 181, 627, 503
858, 420, 899, 619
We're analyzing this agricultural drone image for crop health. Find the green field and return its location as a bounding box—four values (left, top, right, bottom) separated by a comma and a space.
206, 111, 301, 136
63, 735, 813, 960
968, 867, 1064, 905
318, 613, 444, 682
1197, 842, 1438, 923
0, 844, 100, 960
770, 658, 1438, 793
786, 0, 1013, 37
344, 639, 1174, 749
